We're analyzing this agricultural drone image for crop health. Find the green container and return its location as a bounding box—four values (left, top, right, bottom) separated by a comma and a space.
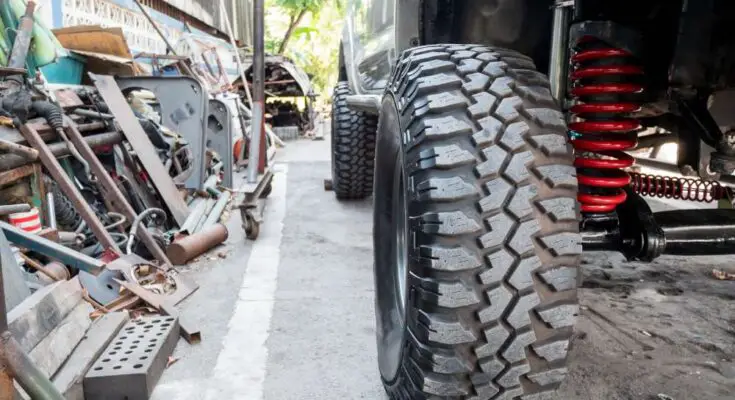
39, 52, 85, 84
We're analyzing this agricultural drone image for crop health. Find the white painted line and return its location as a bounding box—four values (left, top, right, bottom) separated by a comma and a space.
207, 164, 288, 400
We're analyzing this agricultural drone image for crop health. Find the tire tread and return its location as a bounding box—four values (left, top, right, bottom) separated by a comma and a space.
331, 82, 378, 199
382, 44, 581, 400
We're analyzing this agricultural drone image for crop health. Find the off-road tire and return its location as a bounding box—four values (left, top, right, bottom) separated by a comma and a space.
331, 82, 378, 199
374, 44, 581, 399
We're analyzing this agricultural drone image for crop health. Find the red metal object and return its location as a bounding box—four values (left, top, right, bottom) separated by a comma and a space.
630, 173, 734, 203
569, 41, 644, 213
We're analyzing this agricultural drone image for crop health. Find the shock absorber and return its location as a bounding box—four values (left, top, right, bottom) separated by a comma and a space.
569, 38, 645, 214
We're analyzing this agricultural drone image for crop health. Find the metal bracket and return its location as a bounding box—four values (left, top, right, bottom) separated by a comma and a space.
207, 99, 234, 188
115, 76, 209, 190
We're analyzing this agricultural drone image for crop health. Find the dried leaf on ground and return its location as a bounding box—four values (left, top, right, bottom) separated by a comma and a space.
712, 269, 735, 280
166, 356, 180, 368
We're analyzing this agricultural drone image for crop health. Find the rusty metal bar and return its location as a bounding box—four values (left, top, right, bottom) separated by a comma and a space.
0, 138, 37, 160
63, 118, 172, 266
19, 124, 121, 254
0, 165, 34, 186
0, 131, 121, 171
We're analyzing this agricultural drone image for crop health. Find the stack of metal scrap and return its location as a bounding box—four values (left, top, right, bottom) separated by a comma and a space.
0, 3, 242, 399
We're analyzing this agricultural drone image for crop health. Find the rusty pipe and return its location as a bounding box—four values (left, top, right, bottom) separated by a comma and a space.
166, 223, 228, 265
0, 332, 64, 400
0, 138, 38, 160
0, 131, 121, 170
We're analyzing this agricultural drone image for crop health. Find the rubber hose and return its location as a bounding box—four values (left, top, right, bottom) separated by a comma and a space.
31, 101, 63, 131
126, 208, 165, 254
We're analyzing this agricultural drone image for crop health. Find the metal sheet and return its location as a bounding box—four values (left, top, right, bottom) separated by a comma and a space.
84, 315, 179, 400
0, 221, 104, 274
90, 74, 190, 227
114, 75, 209, 190
207, 99, 234, 188
0, 229, 30, 312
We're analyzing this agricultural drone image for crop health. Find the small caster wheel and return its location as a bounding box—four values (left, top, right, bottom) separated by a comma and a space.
259, 181, 273, 198
243, 211, 260, 240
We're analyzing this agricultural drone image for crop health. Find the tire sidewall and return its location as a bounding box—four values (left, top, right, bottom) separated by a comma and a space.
330, 88, 341, 184
373, 93, 412, 385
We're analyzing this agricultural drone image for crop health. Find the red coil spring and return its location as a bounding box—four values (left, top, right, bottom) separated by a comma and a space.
630, 173, 733, 203
569, 41, 644, 213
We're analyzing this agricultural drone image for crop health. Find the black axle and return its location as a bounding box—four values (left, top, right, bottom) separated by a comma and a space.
581, 191, 735, 261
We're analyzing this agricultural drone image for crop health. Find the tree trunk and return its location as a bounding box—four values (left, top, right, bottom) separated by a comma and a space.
277, 9, 308, 54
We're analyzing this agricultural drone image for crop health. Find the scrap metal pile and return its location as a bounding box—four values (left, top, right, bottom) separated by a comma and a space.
0, 1, 277, 399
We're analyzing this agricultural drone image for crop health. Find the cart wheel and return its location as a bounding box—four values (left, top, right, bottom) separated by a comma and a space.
243, 211, 260, 240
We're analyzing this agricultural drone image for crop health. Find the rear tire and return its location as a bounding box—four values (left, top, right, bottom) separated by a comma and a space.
330, 82, 378, 199
373, 44, 581, 399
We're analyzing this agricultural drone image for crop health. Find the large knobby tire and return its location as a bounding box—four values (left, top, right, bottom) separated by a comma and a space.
373, 44, 582, 400
331, 82, 378, 199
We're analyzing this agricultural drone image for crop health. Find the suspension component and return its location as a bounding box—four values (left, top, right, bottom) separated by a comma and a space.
630, 173, 734, 203
569, 38, 644, 213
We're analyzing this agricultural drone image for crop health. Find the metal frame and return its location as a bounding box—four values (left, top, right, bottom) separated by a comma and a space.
207, 99, 234, 188
115, 75, 209, 190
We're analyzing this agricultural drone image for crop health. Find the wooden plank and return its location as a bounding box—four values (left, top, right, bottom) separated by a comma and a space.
8, 278, 82, 352
53, 26, 133, 58
90, 74, 190, 226
52, 312, 130, 400
28, 301, 94, 378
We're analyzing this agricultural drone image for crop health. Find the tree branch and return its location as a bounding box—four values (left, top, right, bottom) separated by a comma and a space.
277, 9, 308, 54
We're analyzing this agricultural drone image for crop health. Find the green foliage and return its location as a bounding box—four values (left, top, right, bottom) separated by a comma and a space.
274, 0, 326, 13
266, 0, 345, 105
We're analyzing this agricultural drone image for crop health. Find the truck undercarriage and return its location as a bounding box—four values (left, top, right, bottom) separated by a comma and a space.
414, 0, 735, 263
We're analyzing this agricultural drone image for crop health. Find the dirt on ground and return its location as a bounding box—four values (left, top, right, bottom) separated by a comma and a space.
557, 250, 735, 400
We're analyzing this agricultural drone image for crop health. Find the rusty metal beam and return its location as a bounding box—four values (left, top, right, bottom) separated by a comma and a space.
0, 138, 37, 160
0, 164, 34, 187
63, 118, 172, 266
19, 124, 120, 254
0, 131, 121, 171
